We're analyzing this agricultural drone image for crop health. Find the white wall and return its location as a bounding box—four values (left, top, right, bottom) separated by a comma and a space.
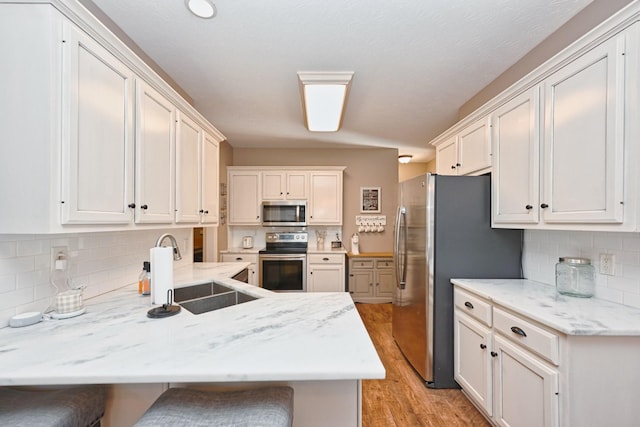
523, 230, 640, 309
0, 228, 192, 328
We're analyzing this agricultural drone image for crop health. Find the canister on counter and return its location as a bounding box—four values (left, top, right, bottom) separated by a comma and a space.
555, 257, 595, 298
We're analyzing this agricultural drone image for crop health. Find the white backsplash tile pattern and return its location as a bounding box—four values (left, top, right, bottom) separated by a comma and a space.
523, 230, 640, 309
0, 229, 192, 327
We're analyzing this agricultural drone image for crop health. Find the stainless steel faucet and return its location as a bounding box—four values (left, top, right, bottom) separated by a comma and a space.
155, 233, 183, 261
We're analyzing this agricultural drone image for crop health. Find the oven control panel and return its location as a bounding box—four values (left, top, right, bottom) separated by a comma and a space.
265, 231, 308, 243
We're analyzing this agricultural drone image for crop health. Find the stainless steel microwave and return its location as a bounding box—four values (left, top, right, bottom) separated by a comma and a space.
261, 200, 307, 227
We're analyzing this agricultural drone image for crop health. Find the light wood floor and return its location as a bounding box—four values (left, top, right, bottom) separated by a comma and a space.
356, 303, 490, 427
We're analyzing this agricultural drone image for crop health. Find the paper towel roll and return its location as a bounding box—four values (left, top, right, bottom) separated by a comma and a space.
150, 247, 174, 305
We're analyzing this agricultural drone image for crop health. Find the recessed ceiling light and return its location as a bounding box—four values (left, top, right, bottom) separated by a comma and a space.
398, 155, 413, 164
185, 0, 217, 19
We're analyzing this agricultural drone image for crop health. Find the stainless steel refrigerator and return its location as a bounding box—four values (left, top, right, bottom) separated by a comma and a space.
393, 173, 522, 388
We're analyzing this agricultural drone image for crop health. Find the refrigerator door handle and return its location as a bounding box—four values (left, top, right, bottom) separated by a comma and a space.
394, 207, 407, 289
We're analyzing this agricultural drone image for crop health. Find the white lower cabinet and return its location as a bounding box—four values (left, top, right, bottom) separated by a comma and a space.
307, 253, 345, 292
493, 335, 559, 427
220, 253, 259, 286
454, 287, 559, 427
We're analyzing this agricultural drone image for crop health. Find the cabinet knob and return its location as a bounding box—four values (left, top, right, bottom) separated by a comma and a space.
510, 326, 527, 337
199, 209, 204, 213
128, 203, 135, 209
141, 204, 148, 210
204, 210, 209, 214
323, 257, 329, 261
235, 257, 242, 261
464, 301, 474, 309
451, 165, 457, 170
491, 351, 498, 358
456, 163, 461, 167
540, 203, 549, 209
525, 204, 533, 210
480, 343, 487, 350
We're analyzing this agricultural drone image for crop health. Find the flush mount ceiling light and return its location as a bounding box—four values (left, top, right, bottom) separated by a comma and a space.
185, 0, 217, 19
398, 155, 413, 164
297, 71, 354, 132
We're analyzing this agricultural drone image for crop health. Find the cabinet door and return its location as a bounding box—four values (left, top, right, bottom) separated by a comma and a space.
375, 269, 395, 298
494, 335, 559, 427
262, 172, 285, 200
458, 117, 491, 175
492, 87, 540, 225
134, 80, 175, 223
286, 172, 308, 199
200, 131, 219, 224
308, 264, 345, 292
61, 23, 134, 224
454, 312, 493, 416
436, 136, 458, 175
308, 171, 342, 224
228, 171, 261, 224
175, 112, 201, 223
542, 35, 625, 224
349, 270, 373, 298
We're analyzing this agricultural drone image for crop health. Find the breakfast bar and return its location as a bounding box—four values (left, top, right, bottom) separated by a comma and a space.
0, 263, 385, 427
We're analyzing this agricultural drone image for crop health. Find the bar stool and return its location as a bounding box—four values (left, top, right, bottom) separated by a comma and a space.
134, 386, 294, 427
0, 385, 106, 427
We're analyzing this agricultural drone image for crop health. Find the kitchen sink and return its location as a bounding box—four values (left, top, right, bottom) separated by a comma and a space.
174, 282, 258, 315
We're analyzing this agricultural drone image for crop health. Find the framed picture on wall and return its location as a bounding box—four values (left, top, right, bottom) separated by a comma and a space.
360, 187, 381, 213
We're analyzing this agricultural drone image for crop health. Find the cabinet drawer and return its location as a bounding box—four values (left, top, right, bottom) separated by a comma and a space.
351, 259, 374, 269
454, 288, 492, 327
309, 254, 344, 264
375, 259, 393, 269
494, 308, 559, 365
220, 253, 258, 264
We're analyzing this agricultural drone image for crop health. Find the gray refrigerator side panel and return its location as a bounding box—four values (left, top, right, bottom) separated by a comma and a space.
431, 175, 523, 388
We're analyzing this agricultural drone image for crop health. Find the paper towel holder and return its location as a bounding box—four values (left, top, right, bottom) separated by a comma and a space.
148, 289, 181, 318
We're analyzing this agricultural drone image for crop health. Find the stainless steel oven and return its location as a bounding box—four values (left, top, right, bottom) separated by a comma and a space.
259, 231, 307, 292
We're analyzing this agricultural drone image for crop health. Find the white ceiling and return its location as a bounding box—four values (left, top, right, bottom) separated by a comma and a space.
88, 0, 593, 162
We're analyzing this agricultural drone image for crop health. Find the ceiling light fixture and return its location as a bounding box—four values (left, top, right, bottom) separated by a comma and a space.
185, 0, 217, 19
297, 71, 354, 132
398, 155, 413, 164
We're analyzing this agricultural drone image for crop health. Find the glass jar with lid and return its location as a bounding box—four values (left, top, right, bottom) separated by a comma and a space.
555, 257, 595, 298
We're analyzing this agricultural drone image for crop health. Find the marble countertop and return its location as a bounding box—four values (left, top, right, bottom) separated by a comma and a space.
0, 263, 385, 386
451, 278, 640, 336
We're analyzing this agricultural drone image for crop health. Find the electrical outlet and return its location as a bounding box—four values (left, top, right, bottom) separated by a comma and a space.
599, 253, 615, 276
50, 246, 68, 271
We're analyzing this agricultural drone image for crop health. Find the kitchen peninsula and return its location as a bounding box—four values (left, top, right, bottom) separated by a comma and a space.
0, 263, 385, 427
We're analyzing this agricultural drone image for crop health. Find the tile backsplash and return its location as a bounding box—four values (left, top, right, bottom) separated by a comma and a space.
523, 229, 640, 309
0, 229, 192, 327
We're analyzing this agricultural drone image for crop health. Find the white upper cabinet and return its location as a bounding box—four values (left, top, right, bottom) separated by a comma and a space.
262, 171, 308, 200
457, 117, 492, 176
134, 79, 175, 224
0, 2, 224, 234
432, 14, 640, 232
308, 170, 343, 225
200, 131, 220, 225
228, 170, 261, 225
492, 87, 540, 225
435, 117, 491, 176
61, 21, 135, 224
175, 112, 202, 223
541, 35, 625, 224
436, 137, 459, 175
